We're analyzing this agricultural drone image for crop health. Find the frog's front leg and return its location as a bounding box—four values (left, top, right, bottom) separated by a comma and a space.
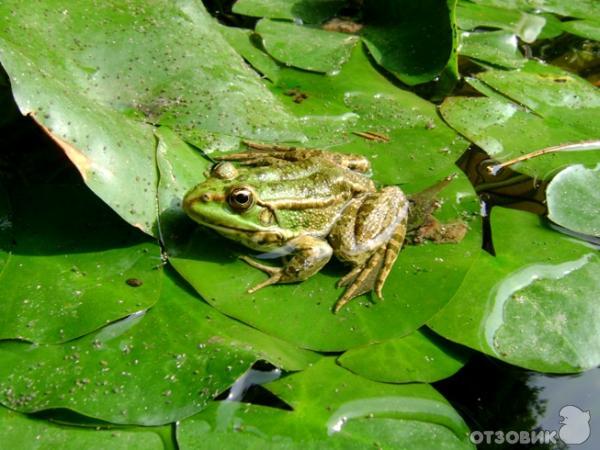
241, 235, 333, 293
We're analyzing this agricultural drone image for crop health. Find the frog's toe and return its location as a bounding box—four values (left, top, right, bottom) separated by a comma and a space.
337, 265, 362, 288
333, 249, 384, 313
247, 272, 283, 294
239, 255, 281, 276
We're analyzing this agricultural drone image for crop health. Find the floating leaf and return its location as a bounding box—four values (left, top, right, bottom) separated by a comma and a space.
0, 184, 162, 344
441, 61, 600, 177
459, 30, 527, 68
170, 170, 480, 352
429, 207, 600, 373
547, 164, 600, 236
470, 0, 600, 22
0, 407, 165, 450
219, 25, 281, 83
233, 0, 346, 24
268, 45, 470, 191
0, 271, 317, 425
338, 329, 469, 383
456, 0, 546, 43
256, 19, 358, 74
361, 0, 457, 85
0, 0, 304, 233
561, 19, 600, 41
177, 358, 474, 449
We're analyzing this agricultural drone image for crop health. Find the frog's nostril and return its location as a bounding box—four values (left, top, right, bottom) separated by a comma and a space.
200, 193, 211, 202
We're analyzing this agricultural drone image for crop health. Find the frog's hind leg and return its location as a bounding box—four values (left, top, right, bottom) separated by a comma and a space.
374, 220, 407, 298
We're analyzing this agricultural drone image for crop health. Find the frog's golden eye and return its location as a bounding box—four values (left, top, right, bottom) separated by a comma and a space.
228, 187, 254, 211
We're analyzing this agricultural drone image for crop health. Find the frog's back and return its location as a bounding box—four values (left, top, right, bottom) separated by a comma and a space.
240, 157, 374, 238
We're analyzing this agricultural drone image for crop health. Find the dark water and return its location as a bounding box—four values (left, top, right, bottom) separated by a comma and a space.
436, 354, 599, 449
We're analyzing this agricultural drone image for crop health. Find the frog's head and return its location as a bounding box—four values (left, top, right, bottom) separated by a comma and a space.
183, 162, 291, 250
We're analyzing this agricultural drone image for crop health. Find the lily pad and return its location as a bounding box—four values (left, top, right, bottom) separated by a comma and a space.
470, 0, 600, 22
0, 407, 165, 450
459, 30, 527, 68
0, 0, 303, 234
547, 164, 600, 237
169, 169, 480, 352
268, 44, 470, 192
256, 19, 359, 74
218, 25, 281, 83
561, 19, 600, 41
233, 0, 346, 24
0, 271, 317, 425
0, 184, 162, 344
428, 207, 600, 373
338, 329, 469, 383
177, 358, 474, 449
456, 0, 546, 43
440, 61, 600, 178
361, 0, 457, 85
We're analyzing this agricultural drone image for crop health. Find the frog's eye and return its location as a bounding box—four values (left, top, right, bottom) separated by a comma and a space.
228, 187, 254, 211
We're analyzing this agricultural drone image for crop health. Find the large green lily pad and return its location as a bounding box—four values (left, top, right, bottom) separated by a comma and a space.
0, 271, 317, 425
0, 0, 303, 234
0, 184, 162, 344
169, 170, 480, 352
428, 207, 600, 373
177, 358, 474, 449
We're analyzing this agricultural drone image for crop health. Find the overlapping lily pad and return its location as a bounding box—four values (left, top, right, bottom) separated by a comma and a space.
470, 0, 600, 22
0, 0, 303, 234
256, 19, 358, 74
233, 0, 346, 24
177, 358, 474, 449
0, 407, 165, 450
361, 0, 458, 85
456, 0, 547, 42
459, 30, 527, 68
441, 61, 600, 178
0, 184, 162, 344
264, 44, 470, 192
338, 329, 469, 383
428, 207, 600, 373
0, 271, 317, 425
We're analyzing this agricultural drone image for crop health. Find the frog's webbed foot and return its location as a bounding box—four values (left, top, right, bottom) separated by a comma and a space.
239, 256, 282, 293
334, 248, 385, 313
333, 220, 406, 313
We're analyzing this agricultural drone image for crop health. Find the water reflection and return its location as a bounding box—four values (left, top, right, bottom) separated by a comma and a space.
436, 354, 599, 449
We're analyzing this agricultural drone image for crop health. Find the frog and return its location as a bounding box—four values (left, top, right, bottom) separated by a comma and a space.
183, 141, 446, 313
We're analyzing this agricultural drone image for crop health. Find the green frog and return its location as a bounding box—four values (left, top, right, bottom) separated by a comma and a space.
183, 142, 441, 313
